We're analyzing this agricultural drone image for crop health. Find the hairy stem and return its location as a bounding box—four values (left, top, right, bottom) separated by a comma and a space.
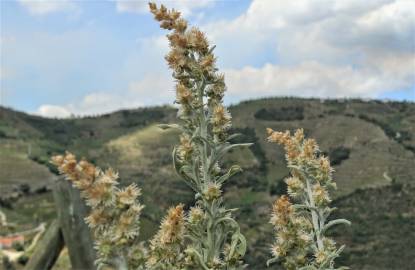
305, 177, 323, 250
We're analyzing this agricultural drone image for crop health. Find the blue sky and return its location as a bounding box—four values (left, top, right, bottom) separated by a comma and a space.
1, 0, 414, 117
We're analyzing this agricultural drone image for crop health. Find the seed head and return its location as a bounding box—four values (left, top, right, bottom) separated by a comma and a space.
302, 138, 317, 159
117, 184, 141, 205
158, 204, 186, 245
188, 206, 204, 224
313, 184, 331, 206
285, 176, 304, 197
211, 105, 232, 138
270, 195, 293, 227
177, 134, 193, 162
203, 182, 222, 201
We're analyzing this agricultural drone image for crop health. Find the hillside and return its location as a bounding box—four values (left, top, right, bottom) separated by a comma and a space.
1, 97, 414, 269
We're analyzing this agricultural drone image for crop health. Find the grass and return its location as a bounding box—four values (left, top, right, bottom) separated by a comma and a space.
0, 140, 56, 194
1, 193, 56, 232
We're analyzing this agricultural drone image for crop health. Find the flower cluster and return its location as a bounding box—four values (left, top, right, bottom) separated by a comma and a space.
150, 2, 248, 269
267, 128, 336, 204
51, 152, 146, 269
267, 128, 350, 270
146, 204, 188, 269
269, 195, 313, 269
149, 2, 230, 142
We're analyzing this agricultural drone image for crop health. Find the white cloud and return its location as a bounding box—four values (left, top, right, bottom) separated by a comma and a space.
36, 104, 71, 118
35, 81, 170, 118
69, 92, 144, 115
17, 0, 78, 16
114, 0, 213, 16
34, 70, 176, 117
225, 55, 414, 100
203, 0, 415, 100
20, 0, 415, 117
39, 92, 144, 118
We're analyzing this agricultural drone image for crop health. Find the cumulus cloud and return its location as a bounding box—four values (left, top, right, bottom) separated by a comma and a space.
17, 0, 78, 16
36, 104, 71, 118
34, 71, 176, 118
12, 0, 415, 117
114, 0, 213, 15
35, 91, 145, 118
34, 0, 415, 117
225, 56, 414, 100
34, 73, 175, 117
205, 0, 415, 100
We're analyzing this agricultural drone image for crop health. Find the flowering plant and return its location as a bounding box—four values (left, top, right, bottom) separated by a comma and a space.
266, 128, 350, 270
51, 153, 146, 269
51, 3, 350, 270
147, 3, 249, 269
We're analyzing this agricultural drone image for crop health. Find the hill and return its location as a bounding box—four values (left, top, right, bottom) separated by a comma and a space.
1, 97, 414, 269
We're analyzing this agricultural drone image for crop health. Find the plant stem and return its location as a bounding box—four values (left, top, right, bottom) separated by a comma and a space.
305, 177, 323, 250
196, 77, 217, 264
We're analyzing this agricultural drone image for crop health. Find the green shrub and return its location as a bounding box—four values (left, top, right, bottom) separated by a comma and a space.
254, 107, 304, 121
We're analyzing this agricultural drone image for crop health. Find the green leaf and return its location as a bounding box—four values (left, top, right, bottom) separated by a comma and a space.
227, 133, 243, 141
266, 257, 279, 267
209, 143, 253, 171
172, 147, 198, 192
216, 165, 242, 184
321, 219, 351, 235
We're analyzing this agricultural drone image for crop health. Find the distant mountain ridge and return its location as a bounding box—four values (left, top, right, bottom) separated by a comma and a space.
1, 97, 414, 269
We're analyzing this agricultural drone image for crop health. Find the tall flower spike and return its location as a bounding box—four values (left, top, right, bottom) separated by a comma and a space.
266, 129, 350, 270
150, 2, 250, 269
51, 153, 146, 269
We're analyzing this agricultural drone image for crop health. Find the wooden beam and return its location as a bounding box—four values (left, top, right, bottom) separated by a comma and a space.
23, 219, 63, 270
53, 178, 96, 270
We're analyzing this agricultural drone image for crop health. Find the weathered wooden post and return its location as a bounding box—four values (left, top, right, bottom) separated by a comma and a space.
53, 177, 96, 269
23, 220, 64, 270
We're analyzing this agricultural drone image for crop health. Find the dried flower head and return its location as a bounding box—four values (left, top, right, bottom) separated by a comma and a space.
312, 183, 331, 206
160, 204, 185, 245
203, 182, 222, 201
270, 195, 293, 227
147, 204, 187, 268
188, 206, 204, 224
117, 184, 141, 205
177, 134, 193, 162
176, 83, 193, 106
211, 105, 232, 141
85, 208, 108, 229
285, 176, 304, 197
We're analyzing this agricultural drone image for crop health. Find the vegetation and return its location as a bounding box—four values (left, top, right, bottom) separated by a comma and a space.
1, 3, 414, 270
1, 100, 414, 270
49, 3, 351, 270
267, 128, 350, 269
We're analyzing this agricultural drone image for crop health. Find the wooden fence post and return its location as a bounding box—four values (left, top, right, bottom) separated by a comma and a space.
23, 219, 64, 270
53, 177, 96, 269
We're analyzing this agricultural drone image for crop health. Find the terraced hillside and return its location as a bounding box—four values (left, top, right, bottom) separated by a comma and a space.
1, 98, 414, 269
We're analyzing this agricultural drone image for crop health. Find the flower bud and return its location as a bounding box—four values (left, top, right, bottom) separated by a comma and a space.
203, 183, 222, 201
